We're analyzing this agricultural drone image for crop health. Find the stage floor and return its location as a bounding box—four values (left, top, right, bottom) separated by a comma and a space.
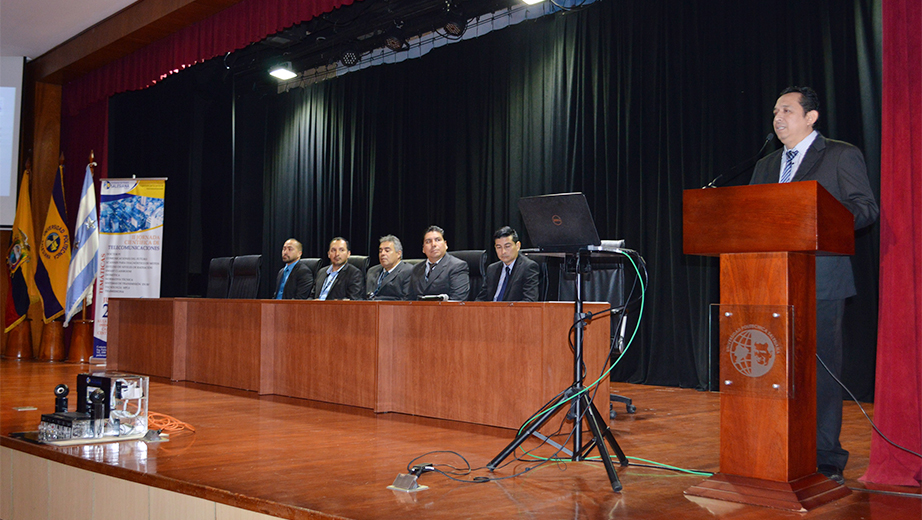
1, 359, 919, 519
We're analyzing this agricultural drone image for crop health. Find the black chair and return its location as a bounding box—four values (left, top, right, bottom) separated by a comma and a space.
402, 258, 424, 267
347, 255, 370, 281
228, 255, 262, 299
528, 254, 551, 302
451, 250, 487, 301
299, 258, 323, 280
205, 257, 233, 298
556, 240, 636, 418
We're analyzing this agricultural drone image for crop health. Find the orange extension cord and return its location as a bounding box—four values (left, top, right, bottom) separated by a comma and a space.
147, 411, 195, 435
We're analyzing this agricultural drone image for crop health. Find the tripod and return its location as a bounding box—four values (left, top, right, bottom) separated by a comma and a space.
487, 250, 628, 492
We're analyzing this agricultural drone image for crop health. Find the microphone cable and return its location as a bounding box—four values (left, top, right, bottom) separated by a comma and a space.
817, 352, 922, 462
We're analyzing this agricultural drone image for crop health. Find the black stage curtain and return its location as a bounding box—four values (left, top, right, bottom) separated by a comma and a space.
109, 63, 235, 298
112, 0, 882, 397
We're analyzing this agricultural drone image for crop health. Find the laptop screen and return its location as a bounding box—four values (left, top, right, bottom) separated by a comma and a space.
518, 192, 601, 252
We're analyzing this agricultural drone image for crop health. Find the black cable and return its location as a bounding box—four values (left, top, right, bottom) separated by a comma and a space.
850, 487, 922, 498
407, 248, 648, 487
817, 353, 922, 460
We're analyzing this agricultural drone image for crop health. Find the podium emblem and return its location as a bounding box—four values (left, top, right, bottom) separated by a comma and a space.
726, 324, 779, 378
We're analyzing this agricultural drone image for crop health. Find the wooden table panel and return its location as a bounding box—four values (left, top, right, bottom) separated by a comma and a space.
108, 298, 176, 378
261, 300, 377, 408
376, 301, 609, 428
184, 299, 262, 391
109, 299, 609, 429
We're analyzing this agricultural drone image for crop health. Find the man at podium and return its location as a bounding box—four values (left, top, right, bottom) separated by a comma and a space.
750, 86, 879, 484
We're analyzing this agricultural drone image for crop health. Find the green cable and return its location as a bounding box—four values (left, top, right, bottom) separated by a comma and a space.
513, 250, 646, 441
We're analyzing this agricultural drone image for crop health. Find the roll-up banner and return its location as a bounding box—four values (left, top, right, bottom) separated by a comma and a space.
93, 178, 167, 359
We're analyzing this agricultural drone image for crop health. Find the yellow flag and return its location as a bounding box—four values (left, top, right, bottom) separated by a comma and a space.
34, 165, 71, 322
4, 168, 39, 332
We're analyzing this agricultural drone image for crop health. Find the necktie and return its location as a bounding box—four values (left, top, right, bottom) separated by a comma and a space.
276, 264, 292, 299
426, 262, 435, 281
495, 266, 511, 302
780, 149, 798, 183
371, 269, 386, 298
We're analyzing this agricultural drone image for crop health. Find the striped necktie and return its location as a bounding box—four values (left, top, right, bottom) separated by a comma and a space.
780, 149, 798, 183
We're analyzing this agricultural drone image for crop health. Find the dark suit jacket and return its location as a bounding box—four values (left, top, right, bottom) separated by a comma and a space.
750, 133, 879, 299
408, 253, 470, 301
275, 261, 313, 299
311, 263, 364, 300
476, 255, 540, 302
365, 261, 413, 300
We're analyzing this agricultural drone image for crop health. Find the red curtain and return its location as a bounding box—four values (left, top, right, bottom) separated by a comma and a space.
862, 0, 922, 486
62, 0, 356, 115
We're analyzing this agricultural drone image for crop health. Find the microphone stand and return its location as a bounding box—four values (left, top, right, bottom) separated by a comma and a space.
702, 133, 775, 188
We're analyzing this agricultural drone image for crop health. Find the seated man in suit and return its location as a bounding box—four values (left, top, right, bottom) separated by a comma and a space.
312, 237, 364, 300
275, 238, 313, 299
366, 234, 412, 300
408, 225, 470, 301
477, 226, 540, 302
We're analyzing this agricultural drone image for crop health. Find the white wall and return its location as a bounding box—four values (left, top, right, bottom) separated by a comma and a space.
0, 56, 24, 229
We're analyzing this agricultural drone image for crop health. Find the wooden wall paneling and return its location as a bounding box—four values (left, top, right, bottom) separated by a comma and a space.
31, 82, 61, 220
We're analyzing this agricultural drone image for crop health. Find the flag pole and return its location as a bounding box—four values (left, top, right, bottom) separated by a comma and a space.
64, 150, 100, 363
80, 151, 97, 322
3, 159, 36, 359
38, 153, 68, 361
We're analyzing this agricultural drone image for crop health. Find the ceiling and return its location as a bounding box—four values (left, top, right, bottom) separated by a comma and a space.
0, 0, 529, 87
0, 0, 138, 58
226, 0, 522, 86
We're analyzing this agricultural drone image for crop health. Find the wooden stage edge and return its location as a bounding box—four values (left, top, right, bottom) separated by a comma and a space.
2, 360, 920, 520
0, 360, 922, 520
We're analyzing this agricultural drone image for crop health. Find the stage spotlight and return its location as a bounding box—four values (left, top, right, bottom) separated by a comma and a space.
444, 12, 467, 37
269, 62, 297, 80
339, 45, 361, 67
384, 26, 408, 51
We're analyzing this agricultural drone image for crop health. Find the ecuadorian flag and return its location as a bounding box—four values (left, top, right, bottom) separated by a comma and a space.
34, 165, 70, 322
4, 168, 40, 333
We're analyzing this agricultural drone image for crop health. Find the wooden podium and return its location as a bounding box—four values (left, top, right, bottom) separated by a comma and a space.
682, 181, 852, 511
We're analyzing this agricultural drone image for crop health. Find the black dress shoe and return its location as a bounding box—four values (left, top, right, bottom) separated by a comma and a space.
818, 464, 845, 485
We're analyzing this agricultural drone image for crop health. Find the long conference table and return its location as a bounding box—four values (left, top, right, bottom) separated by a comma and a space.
107, 299, 611, 429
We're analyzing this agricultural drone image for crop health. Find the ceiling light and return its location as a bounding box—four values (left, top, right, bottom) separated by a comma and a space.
522, 0, 545, 4
339, 45, 361, 67
269, 62, 297, 80
384, 26, 408, 51
444, 12, 467, 37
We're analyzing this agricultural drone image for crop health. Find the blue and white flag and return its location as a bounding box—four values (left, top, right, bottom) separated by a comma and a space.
64, 166, 99, 327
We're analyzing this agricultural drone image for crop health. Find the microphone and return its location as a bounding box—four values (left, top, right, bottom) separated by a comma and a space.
702, 133, 774, 189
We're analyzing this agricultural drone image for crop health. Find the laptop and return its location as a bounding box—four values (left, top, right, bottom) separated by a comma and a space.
517, 192, 602, 253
